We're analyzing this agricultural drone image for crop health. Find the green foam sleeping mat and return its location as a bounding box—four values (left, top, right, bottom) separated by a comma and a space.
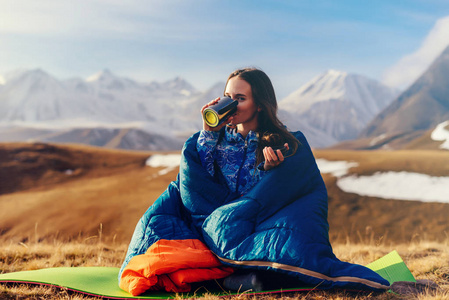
0, 250, 414, 299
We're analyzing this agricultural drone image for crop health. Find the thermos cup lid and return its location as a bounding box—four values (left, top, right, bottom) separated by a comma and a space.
202, 97, 238, 127
204, 110, 218, 126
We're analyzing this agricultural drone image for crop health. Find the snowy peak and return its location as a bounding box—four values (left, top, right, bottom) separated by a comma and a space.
280, 69, 396, 115
279, 69, 399, 143
86, 69, 116, 82
6, 68, 56, 85
1, 69, 66, 99
280, 69, 399, 114
281, 70, 347, 114
84, 70, 197, 96
1, 68, 41, 84
0, 68, 202, 133
159, 77, 197, 96
361, 44, 449, 139
85, 69, 140, 91
308, 69, 348, 98
162, 76, 193, 89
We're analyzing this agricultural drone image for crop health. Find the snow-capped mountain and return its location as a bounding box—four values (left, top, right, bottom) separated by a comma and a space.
0, 68, 401, 150
0, 69, 207, 149
279, 70, 399, 144
0, 68, 199, 123
0, 69, 94, 122
361, 45, 449, 141
5, 70, 199, 116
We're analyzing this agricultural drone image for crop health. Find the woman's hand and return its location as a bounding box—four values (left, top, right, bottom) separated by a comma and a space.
263, 143, 289, 171
201, 97, 234, 131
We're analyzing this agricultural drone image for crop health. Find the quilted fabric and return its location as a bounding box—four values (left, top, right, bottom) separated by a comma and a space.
118, 131, 390, 295
119, 239, 233, 295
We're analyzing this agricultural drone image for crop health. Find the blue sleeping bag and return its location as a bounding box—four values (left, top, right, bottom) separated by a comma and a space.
119, 131, 390, 292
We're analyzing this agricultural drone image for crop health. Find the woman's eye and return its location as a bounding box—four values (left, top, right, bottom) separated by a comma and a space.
237, 97, 245, 101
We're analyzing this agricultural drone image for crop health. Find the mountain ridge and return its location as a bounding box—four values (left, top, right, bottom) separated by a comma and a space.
0, 68, 404, 150
279, 70, 399, 144
361, 45, 449, 140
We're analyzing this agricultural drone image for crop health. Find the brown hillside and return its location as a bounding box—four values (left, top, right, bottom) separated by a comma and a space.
0, 142, 154, 194
315, 149, 449, 243
1, 143, 449, 245
403, 129, 448, 150
330, 130, 427, 150
360, 45, 449, 139
0, 142, 174, 243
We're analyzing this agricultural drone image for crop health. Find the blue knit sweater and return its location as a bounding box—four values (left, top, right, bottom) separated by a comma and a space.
196, 127, 265, 195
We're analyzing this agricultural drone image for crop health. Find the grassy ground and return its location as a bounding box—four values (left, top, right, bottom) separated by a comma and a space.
1, 238, 448, 299
2, 143, 449, 299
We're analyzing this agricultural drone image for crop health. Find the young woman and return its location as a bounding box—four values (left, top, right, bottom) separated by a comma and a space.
118, 68, 389, 296
197, 68, 300, 197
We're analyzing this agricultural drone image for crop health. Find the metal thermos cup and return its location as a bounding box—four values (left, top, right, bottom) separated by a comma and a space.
202, 97, 238, 127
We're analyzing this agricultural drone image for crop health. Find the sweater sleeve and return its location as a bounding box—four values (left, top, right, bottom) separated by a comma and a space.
196, 130, 221, 177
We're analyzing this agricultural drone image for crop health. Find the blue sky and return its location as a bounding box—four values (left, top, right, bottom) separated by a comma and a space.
1, 0, 449, 98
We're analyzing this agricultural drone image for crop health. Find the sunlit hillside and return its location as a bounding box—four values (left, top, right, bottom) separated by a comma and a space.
1, 142, 449, 298
1, 142, 448, 244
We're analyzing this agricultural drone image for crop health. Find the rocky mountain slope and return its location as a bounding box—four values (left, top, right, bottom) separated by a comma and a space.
360, 45, 449, 148
279, 70, 399, 145
0, 68, 404, 150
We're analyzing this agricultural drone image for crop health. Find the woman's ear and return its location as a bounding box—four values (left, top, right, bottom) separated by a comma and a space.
257, 106, 262, 112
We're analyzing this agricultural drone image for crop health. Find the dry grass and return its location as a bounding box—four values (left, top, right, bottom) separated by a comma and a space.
0, 239, 127, 273
1, 239, 449, 299
2, 143, 449, 298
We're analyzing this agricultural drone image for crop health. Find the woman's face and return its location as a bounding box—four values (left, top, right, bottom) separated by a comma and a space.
224, 77, 260, 130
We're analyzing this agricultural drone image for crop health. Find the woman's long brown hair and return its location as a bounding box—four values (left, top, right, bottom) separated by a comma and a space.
225, 67, 299, 165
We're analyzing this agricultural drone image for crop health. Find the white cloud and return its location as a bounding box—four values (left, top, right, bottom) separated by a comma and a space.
382, 15, 449, 89
0, 0, 134, 36
0, 0, 227, 41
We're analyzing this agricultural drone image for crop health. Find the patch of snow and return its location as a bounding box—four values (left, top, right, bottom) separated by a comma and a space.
316, 159, 359, 177
430, 120, 449, 150
337, 171, 449, 203
146, 154, 181, 176
146, 154, 181, 168
317, 158, 449, 203
369, 134, 387, 146
179, 89, 191, 96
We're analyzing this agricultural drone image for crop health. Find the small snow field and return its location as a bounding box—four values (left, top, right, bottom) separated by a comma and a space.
337, 171, 449, 203
431, 120, 449, 150
146, 154, 449, 203
317, 158, 449, 203
316, 159, 359, 177
145, 154, 181, 176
